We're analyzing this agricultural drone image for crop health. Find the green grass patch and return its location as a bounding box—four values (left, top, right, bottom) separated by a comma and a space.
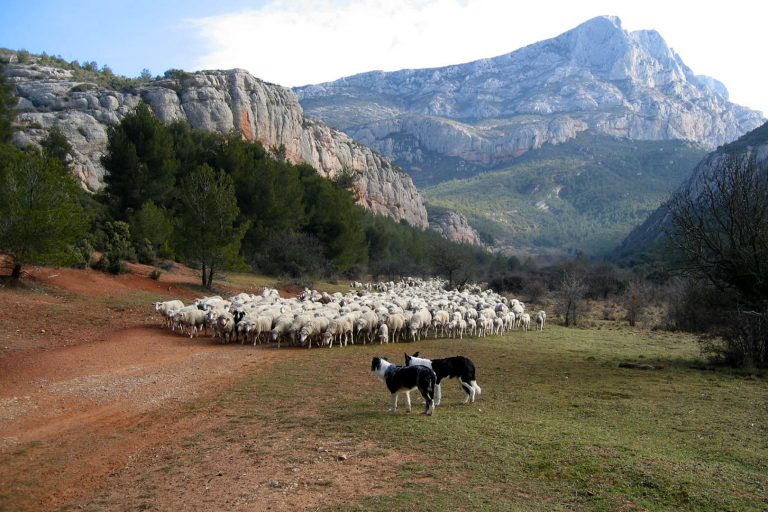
214, 326, 768, 511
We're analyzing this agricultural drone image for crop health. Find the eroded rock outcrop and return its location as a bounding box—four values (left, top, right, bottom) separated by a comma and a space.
428, 209, 486, 248
5, 62, 428, 229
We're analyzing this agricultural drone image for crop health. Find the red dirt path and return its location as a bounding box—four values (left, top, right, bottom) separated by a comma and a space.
0, 265, 402, 511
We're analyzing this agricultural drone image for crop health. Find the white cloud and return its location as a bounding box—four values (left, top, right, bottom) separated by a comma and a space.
188, 0, 767, 114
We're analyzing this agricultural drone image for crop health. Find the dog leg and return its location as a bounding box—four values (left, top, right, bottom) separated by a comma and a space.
390, 393, 398, 413
473, 381, 482, 398
424, 396, 434, 415
460, 380, 472, 403
434, 382, 442, 406
405, 391, 412, 413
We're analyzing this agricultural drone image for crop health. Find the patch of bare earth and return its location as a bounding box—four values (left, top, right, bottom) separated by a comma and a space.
0, 265, 409, 511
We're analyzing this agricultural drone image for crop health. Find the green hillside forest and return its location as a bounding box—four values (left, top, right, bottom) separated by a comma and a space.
423, 132, 708, 255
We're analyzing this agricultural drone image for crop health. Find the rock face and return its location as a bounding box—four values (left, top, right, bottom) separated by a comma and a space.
617, 121, 768, 255
296, 16, 764, 186
5, 62, 429, 229
428, 209, 485, 248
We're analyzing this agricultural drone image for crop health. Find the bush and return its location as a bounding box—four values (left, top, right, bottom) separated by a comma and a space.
93, 253, 129, 274
149, 269, 161, 280
69, 238, 94, 269
93, 221, 136, 273
135, 238, 156, 265
487, 272, 524, 293
255, 231, 330, 279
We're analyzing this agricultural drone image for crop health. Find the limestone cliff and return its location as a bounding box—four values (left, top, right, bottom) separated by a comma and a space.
4, 61, 428, 229
428, 209, 486, 248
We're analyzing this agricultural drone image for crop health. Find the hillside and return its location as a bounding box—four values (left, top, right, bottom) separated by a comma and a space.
1, 52, 428, 229
616, 120, 768, 259
424, 132, 708, 255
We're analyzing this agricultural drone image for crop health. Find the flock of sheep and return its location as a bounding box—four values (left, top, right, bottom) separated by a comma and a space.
151, 277, 546, 348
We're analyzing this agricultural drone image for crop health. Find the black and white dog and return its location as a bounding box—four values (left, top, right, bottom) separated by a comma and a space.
404, 352, 482, 406
371, 356, 436, 415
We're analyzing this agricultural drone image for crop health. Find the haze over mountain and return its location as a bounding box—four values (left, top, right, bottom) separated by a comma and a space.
296, 15, 764, 255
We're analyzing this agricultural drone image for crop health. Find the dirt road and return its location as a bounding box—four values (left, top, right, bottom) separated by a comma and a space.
0, 267, 402, 511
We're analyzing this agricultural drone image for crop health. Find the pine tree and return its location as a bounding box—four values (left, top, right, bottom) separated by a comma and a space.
0, 151, 87, 279
176, 164, 248, 288
101, 103, 178, 216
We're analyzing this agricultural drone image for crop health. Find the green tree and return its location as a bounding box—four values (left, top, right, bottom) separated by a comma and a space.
176, 164, 248, 288
0, 63, 18, 143
101, 103, 178, 216
0, 151, 87, 279
129, 200, 175, 259
41, 126, 71, 165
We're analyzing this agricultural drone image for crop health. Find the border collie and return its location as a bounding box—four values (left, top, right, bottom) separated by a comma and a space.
371, 356, 436, 415
404, 352, 482, 405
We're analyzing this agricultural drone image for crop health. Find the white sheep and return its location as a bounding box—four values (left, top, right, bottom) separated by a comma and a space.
408, 310, 432, 342
535, 310, 546, 331
174, 306, 208, 338
520, 313, 531, 332
430, 310, 451, 338
384, 313, 406, 343
241, 314, 272, 345
152, 300, 184, 328
322, 315, 355, 348
376, 323, 389, 344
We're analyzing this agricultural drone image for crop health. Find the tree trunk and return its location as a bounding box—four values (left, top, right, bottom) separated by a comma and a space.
11, 263, 21, 279
206, 264, 214, 289
201, 261, 207, 287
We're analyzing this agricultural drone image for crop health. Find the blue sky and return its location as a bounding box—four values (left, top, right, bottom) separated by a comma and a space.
2, 0, 767, 115
1, 0, 263, 77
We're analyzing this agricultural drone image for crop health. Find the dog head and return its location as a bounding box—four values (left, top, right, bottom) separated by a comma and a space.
371, 356, 390, 379
370, 356, 388, 372
404, 352, 431, 369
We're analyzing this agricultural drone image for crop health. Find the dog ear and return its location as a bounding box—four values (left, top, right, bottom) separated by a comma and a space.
413, 351, 420, 357
404, 353, 410, 364
382, 356, 389, 362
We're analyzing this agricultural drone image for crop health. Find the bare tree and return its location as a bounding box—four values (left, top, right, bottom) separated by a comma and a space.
558, 271, 587, 327
666, 154, 768, 366
623, 278, 650, 327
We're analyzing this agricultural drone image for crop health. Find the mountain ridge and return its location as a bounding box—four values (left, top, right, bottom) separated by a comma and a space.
296, 15, 763, 183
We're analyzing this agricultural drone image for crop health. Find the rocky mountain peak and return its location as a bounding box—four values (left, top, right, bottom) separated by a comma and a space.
296, 16, 763, 189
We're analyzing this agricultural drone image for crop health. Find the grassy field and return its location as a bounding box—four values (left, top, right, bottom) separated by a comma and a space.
193, 326, 767, 511
4, 269, 766, 510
